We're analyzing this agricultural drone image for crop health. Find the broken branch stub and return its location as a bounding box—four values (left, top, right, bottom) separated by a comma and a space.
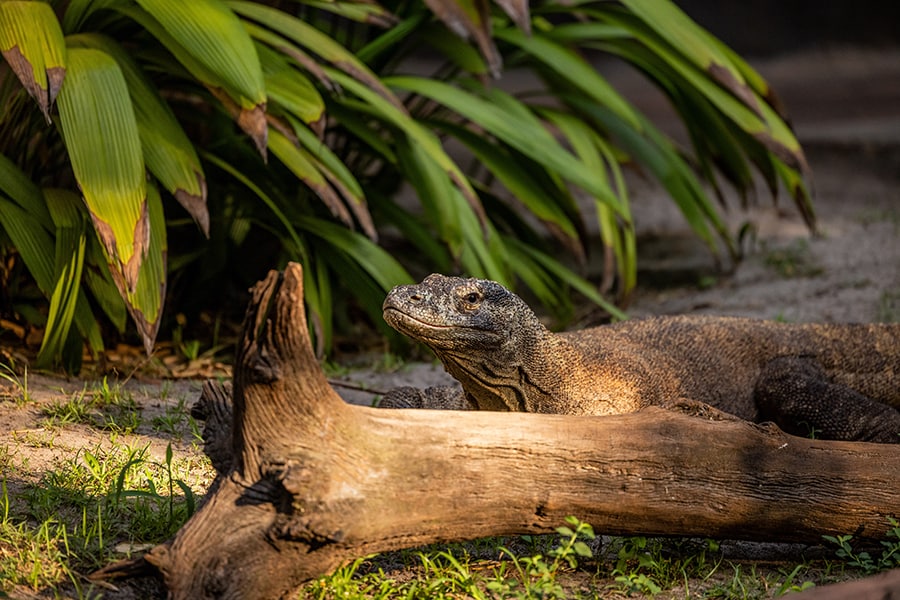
131, 263, 900, 600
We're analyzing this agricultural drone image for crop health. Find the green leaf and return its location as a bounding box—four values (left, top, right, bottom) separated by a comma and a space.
200, 150, 307, 255
0, 192, 105, 357
617, 0, 766, 118
83, 235, 128, 334
0, 194, 55, 295
67, 33, 209, 236
267, 128, 356, 231
299, 0, 398, 27
386, 75, 625, 215
573, 541, 593, 557
286, 115, 375, 240
771, 156, 814, 229
307, 252, 333, 356
591, 8, 805, 172
115, 2, 267, 154
228, 1, 400, 111
433, 119, 580, 247
356, 12, 427, 64
62, 0, 120, 33
571, 95, 732, 258
256, 43, 325, 127
505, 236, 627, 321
540, 107, 635, 294
238, 20, 334, 93
326, 68, 487, 228
703, 34, 786, 116
57, 46, 147, 294
0, 0, 67, 121
494, 26, 640, 131
394, 135, 464, 256
455, 197, 511, 285
501, 237, 573, 320
134, 0, 264, 110
421, 0, 501, 75
295, 217, 412, 293
121, 183, 167, 355
372, 195, 452, 271
36, 189, 87, 368
415, 23, 489, 76
325, 101, 397, 165
0, 152, 52, 229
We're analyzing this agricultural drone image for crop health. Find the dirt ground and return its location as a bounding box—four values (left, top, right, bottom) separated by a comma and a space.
1, 49, 899, 598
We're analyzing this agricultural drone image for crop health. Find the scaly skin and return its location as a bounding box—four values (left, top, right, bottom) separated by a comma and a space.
381, 274, 900, 443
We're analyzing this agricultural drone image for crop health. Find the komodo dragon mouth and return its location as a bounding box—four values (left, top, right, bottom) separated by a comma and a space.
382, 307, 502, 348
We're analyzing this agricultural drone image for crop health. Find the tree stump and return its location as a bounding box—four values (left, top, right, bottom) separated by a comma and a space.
97, 263, 900, 599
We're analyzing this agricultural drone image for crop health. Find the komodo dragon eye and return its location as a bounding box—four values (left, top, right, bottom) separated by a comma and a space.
460, 291, 483, 309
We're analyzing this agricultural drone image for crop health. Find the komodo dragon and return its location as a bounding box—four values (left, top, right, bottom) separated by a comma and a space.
380, 273, 900, 443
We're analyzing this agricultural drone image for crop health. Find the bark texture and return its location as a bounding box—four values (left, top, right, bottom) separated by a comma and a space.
102, 263, 900, 600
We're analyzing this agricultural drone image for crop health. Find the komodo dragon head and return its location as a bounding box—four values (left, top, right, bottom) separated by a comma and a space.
382, 273, 565, 411
383, 273, 540, 354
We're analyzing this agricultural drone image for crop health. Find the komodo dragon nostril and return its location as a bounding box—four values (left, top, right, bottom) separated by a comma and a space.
410, 293, 423, 302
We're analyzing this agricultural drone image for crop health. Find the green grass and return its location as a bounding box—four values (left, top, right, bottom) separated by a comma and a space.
151, 396, 203, 441
0, 377, 213, 597
304, 518, 599, 600
41, 378, 143, 434
0, 438, 208, 596
303, 523, 898, 599
0, 363, 32, 406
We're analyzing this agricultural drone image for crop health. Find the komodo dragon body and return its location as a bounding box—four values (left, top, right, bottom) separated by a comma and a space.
381, 273, 900, 443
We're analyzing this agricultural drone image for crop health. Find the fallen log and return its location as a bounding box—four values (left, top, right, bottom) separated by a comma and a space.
104, 263, 900, 599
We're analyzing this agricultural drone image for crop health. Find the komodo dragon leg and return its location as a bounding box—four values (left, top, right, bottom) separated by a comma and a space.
378, 385, 473, 410
754, 356, 900, 443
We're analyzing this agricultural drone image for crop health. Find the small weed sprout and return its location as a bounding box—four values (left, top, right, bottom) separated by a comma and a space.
487, 516, 596, 599
610, 536, 723, 596
823, 518, 900, 574
612, 537, 663, 596
151, 397, 194, 438
775, 564, 816, 594
0, 362, 31, 405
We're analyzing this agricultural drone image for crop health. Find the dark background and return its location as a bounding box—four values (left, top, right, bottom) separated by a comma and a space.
678, 1, 900, 56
